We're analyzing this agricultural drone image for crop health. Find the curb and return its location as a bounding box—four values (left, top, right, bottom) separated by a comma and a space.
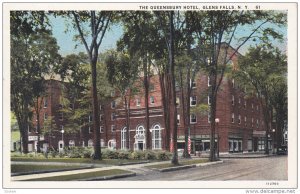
158, 164, 196, 172
118, 160, 150, 166
11, 166, 94, 177
219, 155, 271, 159
196, 160, 223, 167
78, 172, 136, 181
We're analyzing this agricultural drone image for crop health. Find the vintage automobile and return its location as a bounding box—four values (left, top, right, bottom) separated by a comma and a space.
277, 145, 288, 155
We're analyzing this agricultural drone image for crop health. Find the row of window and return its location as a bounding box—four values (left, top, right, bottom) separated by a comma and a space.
88, 125, 116, 133
231, 113, 263, 128
231, 95, 260, 111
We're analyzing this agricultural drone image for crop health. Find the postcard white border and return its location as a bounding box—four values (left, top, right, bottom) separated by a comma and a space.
2, 2, 298, 189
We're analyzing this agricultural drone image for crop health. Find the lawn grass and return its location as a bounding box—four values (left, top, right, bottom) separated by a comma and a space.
180, 158, 209, 165
11, 164, 83, 174
145, 163, 182, 169
11, 157, 148, 165
25, 169, 131, 181
146, 158, 209, 169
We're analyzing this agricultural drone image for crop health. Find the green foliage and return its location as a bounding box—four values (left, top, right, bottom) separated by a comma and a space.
129, 151, 144, 160
49, 149, 58, 158
144, 150, 156, 160
117, 151, 130, 160
155, 151, 171, 161
10, 11, 61, 153
102, 149, 119, 159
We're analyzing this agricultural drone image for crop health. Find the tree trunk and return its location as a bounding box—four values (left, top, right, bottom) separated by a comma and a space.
209, 70, 217, 161
20, 117, 29, 154
159, 73, 170, 151
124, 95, 131, 150
182, 70, 191, 158
143, 56, 151, 150
91, 58, 101, 160
169, 11, 179, 165
35, 96, 42, 153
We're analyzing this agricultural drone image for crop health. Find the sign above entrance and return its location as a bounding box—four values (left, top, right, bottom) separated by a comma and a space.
28, 136, 38, 141
134, 134, 145, 140
253, 130, 266, 136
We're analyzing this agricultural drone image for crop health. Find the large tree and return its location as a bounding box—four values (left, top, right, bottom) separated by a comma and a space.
59, 11, 112, 159
117, 11, 158, 150
188, 10, 286, 161
105, 50, 139, 150
236, 45, 287, 155
11, 11, 61, 153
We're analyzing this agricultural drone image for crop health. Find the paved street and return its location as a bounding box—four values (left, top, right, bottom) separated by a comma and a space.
113, 155, 287, 181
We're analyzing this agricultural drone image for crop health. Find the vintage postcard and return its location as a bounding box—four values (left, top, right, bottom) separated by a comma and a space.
1, 1, 298, 192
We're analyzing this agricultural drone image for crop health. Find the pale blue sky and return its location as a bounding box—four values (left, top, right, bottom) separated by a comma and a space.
49, 14, 287, 57
50, 15, 123, 56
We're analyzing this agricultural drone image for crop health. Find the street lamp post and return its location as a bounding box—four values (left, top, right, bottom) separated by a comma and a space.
215, 118, 220, 159
272, 129, 276, 154
61, 129, 64, 152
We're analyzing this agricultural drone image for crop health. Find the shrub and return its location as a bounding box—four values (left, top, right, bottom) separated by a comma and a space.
28, 153, 35, 158
49, 150, 58, 158
144, 150, 156, 160
66, 147, 83, 158
83, 148, 93, 158
156, 151, 171, 161
130, 151, 145, 160
58, 152, 65, 158
118, 151, 130, 159
102, 149, 118, 159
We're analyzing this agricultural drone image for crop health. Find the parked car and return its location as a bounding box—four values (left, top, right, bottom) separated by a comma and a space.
277, 146, 287, 155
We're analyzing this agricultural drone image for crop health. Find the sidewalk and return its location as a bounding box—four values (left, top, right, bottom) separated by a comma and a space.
11, 158, 220, 181
11, 159, 172, 181
190, 151, 276, 159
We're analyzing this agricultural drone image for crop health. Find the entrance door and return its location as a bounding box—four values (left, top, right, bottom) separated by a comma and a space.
138, 141, 143, 150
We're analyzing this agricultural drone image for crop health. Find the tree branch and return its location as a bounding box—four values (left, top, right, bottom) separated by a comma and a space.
72, 11, 91, 55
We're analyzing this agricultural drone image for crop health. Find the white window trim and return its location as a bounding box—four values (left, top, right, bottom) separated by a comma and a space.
177, 114, 180, 125
176, 97, 180, 107
190, 79, 196, 88
111, 101, 116, 109
136, 98, 141, 107
69, 140, 75, 147
121, 127, 127, 150
111, 113, 116, 121
190, 96, 197, 107
238, 115, 241, 124
100, 126, 104, 133
208, 96, 211, 105
44, 113, 48, 120
111, 125, 116, 132
208, 76, 211, 87
152, 125, 162, 150
190, 114, 197, 124
231, 113, 235, 123
150, 96, 155, 104
43, 99, 48, 108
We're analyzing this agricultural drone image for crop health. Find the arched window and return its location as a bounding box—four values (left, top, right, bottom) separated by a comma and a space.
136, 125, 145, 135
108, 139, 116, 150
121, 127, 127, 150
69, 140, 75, 147
100, 139, 105, 147
88, 139, 93, 147
152, 124, 162, 150
134, 125, 145, 151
